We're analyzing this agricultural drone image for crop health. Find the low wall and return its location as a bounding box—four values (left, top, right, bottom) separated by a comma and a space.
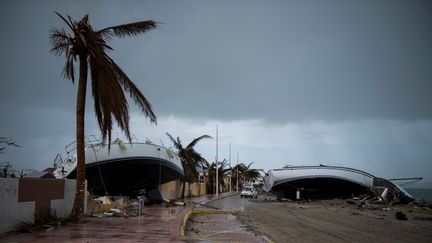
159, 180, 207, 200
0, 178, 76, 234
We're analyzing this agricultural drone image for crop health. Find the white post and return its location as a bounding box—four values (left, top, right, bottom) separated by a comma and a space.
229, 141, 231, 193
216, 124, 219, 197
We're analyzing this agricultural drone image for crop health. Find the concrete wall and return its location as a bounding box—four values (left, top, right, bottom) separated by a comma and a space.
0, 178, 76, 235
159, 180, 207, 200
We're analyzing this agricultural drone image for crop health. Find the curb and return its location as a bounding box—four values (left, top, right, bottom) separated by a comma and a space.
179, 209, 193, 237
180, 208, 274, 243
261, 235, 275, 243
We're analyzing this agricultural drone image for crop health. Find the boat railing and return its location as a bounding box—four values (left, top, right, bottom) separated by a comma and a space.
54, 136, 179, 168
53, 153, 63, 167
64, 135, 102, 155
274, 165, 376, 179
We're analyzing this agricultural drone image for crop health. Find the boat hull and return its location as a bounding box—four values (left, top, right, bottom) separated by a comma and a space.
54, 142, 184, 196
263, 165, 414, 201
66, 157, 183, 196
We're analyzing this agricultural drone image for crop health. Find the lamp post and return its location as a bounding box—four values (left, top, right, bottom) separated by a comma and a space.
215, 124, 218, 197
229, 142, 231, 193
236, 152, 239, 192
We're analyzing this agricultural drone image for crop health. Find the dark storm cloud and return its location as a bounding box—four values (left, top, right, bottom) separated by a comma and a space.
1, 0, 431, 123
120, 0, 432, 122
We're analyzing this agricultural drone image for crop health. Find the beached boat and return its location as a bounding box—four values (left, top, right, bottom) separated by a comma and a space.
263, 165, 414, 202
53, 137, 184, 196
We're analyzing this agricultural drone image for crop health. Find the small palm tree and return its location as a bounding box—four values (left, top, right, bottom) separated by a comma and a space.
166, 133, 211, 198
205, 159, 231, 194
232, 162, 260, 190
50, 13, 157, 221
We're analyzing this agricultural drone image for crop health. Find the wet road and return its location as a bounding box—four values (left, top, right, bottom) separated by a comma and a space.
186, 193, 266, 243
204, 192, 251, 211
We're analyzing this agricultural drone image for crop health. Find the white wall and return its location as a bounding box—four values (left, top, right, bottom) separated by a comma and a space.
0, 178, 76, 235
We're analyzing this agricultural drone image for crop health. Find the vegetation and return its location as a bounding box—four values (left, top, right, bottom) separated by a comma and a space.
50, 13, 157, 221
231, 162, 260, 190
0, 137, 21, 178
0, 137, 20, 154
166, 133, 211, 198
205, 159, 231, 194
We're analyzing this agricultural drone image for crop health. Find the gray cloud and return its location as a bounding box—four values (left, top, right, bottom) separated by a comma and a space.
1, 0, 431, 182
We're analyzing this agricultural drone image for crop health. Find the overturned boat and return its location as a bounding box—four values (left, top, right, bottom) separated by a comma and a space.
263, 165, 414, 203
53, 137, 184, 196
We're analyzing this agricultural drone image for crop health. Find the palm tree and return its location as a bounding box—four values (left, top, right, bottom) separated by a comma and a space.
50, 13, 157, 221
232, 162, 260, 190
166, 133, 211, 198
205, 159, 231, 194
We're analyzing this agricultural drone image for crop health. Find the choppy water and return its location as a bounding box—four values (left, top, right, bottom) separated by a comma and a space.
404, 188, 432, 202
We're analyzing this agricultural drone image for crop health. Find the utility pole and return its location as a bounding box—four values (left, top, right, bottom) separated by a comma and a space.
229, 141, 231, 193
236, 152, 239, 192
215, 124, 219, 197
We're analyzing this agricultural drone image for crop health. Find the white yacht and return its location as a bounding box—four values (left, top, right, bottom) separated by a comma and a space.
53, 137, 184, 196
263, 165, 414, 202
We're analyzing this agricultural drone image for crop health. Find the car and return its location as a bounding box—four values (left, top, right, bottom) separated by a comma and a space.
240, 186, 258, 198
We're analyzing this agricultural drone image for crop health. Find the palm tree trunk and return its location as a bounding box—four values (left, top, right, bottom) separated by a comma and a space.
70, 55, 88, 222
181, 180, 186, 199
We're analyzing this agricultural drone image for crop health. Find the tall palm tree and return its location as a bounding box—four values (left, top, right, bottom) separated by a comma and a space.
50, 13, 157, 221
166, 133, 211, 198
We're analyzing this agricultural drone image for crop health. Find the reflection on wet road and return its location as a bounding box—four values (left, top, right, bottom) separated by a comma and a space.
204, 193, 251, 211
186, 193, 265, 243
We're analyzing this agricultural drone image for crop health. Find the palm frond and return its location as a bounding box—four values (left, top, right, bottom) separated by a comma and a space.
89, 48, 131, 145
98, 20, 157, 39
186, 135, 212, 149
63, 50, 75, 82
106, 56, 157, 123
49, 28, 71, 56
55, 12, 76, 32
166, 132, 182, 151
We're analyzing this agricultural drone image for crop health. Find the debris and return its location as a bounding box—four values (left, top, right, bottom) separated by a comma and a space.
395, 211, 408, 220
410, 199, 432, 208
413, 216, 432, 221
103, 208, 122, 217
174, 201, 186, 206
382, 208, 391, 211
346, 199, 356, 205
360, 202, 382, 210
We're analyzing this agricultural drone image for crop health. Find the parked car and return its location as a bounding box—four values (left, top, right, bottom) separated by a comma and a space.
240, 186, 258, 198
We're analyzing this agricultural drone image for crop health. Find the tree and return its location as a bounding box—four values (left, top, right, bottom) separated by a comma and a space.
232, 162, 260, 190
0, 137, 20, 178
50, 13, 157, 221
166, 133, 211, 198
0, 137, 20, 154
205, 159, 231, 194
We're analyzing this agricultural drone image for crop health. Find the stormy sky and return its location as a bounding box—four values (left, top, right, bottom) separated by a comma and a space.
1, 0, 431, 183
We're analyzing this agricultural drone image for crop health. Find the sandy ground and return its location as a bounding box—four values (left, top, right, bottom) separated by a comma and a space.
186, 213, 265, 243
238, 199, 432, 243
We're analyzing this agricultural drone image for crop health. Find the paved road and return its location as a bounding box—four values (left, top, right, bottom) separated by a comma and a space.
204, 192, 251, 211
186, 193, 266, 243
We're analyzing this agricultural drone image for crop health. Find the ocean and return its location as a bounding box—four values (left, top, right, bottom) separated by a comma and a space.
404, 188, 432, 202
